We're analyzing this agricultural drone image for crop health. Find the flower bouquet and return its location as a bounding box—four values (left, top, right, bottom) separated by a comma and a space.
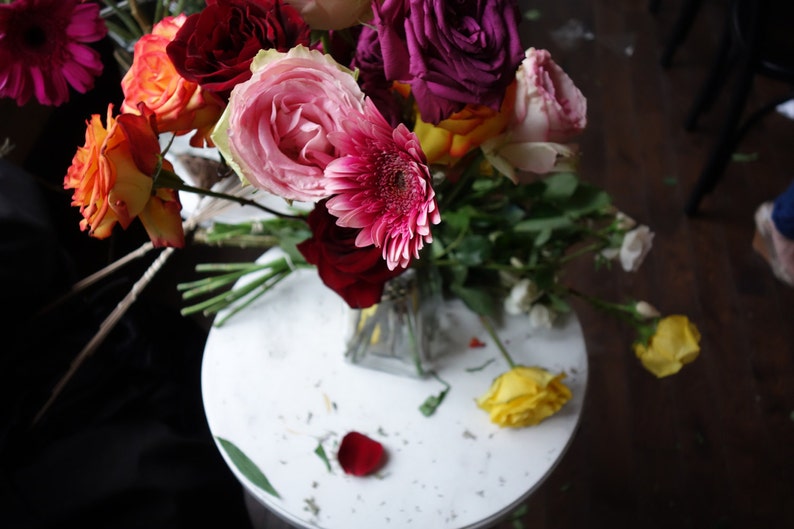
2, 0, 701, 438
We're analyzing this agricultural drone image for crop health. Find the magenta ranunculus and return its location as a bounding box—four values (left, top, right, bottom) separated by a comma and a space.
324, 99, 441, 270
373, 0, 524, 125
297, 200, 406, 309
166, 0, 310, 101
211, 46, 366, 202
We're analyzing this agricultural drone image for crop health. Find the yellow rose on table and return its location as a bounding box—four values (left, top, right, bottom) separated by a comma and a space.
634, 315, 701, 378
476, 366, 572, 428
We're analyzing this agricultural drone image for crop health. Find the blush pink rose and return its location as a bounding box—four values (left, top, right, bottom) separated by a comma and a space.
482, 48, 587, 182
211, 46, 365, 202
511, 47, 587, 143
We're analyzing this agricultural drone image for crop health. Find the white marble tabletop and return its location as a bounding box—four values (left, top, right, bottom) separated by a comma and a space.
201, 254, 588, 529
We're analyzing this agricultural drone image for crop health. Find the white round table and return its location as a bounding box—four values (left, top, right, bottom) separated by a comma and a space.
201, 256, 588, 529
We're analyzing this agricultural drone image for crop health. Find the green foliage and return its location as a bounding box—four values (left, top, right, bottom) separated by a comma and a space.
430, 157, 615, 317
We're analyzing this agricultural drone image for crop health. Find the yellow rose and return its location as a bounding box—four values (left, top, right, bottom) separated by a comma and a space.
633, 315, 701, 378
476, 366, 572, 428
413, 83, 515, 165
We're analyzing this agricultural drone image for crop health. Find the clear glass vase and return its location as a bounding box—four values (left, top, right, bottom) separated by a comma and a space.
344, 264, 442, 378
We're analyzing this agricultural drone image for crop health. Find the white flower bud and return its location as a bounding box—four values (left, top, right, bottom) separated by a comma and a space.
620, 225, 654, 272
635, 301, 661, 319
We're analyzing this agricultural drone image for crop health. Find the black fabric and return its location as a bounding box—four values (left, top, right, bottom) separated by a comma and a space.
0, 160, 252, 529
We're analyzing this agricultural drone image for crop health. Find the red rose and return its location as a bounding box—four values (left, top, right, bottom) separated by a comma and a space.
297, 200, 406, 309
166, 0, 311, 100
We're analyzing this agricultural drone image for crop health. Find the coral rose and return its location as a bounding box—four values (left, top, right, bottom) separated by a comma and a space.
64, 104, 184, 248
121, 14, 224, 147
476, 366, 571, 428
212, 46, 365, 203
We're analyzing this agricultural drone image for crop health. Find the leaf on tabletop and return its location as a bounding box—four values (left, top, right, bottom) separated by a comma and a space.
216, 437, 280, 498
419, 385, 450, 417
314, 441, 332, 472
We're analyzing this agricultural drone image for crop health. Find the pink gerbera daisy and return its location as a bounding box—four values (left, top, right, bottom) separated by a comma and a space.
0, 0, 107, 106
325, 99, 441, 270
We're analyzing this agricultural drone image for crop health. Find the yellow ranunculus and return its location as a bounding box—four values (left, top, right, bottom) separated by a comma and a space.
633, 315, 701, 378
476, 366, 572, 428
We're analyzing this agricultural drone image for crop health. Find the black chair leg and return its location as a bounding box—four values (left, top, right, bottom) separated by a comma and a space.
684, 15, 736, 130
660, 0, 705, 68
685, 58, 756, 215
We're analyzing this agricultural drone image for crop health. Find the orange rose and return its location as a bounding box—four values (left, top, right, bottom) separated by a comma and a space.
121, 14, 224, 147
64, 104, 184, 248
413, 83, 515, 165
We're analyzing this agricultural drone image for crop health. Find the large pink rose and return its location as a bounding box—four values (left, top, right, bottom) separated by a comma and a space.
211, 46, 365, 202
482, 48, 587, 183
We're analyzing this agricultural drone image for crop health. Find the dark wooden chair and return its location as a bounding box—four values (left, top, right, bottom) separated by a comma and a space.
683, 0, 794, 215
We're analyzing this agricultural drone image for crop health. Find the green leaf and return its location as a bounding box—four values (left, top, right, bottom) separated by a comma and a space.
562, 185, 612, 217
546, 293, 572, 314
419, 386, 450, 417
451, 284, 498, 317
454, 234, 491, 266
314, 441, 332, 473
514, 216, 574, 232
542, 172, 579, 201
216, 437, 280, 498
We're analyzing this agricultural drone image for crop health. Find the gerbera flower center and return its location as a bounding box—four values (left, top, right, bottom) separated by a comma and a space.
22, 24, 47, 50
378, 153, 419, 213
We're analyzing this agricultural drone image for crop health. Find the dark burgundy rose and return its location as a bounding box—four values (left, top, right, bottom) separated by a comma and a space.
374, 0, 524, 125
166, 0, 311, 100
351, 25, 406, 128
337, 432, 385, 476
297, 200, 406, 309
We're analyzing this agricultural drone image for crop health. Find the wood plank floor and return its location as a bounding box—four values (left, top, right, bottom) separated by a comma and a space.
2, 1, 792, 528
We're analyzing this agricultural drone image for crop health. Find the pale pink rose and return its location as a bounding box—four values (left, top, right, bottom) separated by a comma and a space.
511, 47, 587, 143
211, 46, 365, 202
285, 0, 372, 30
620, 225, 655, 272
481, 47, 587, 183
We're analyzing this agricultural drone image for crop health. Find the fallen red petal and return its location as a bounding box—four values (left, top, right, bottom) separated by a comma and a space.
469, 337, 486, 348
337, 431, 385, 476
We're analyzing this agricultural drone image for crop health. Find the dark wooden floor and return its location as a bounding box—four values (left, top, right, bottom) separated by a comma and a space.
493, 1, 794, 528
3, 1, 793, 528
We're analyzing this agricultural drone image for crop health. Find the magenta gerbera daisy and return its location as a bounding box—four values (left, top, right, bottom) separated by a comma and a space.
0, 0, 107, 107
324, 99, 441, 270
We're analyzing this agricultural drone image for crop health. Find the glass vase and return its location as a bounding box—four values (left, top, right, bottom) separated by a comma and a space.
344, 264, 442, 378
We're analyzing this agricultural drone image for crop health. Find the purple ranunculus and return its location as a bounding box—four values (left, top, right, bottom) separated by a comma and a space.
373, 0, 524, 125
